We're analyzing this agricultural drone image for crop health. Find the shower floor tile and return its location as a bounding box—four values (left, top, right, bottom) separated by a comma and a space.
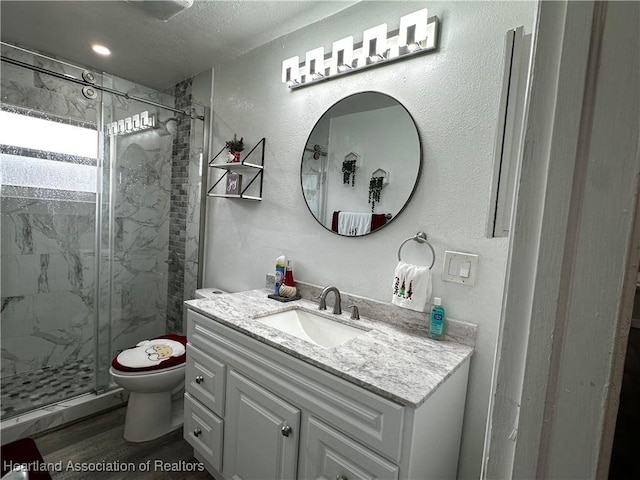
0, 359, 94, 420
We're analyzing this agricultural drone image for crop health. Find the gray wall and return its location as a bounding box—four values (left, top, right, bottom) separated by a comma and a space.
203, 1, 537, 477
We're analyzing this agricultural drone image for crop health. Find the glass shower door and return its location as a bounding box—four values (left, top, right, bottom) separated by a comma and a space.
1, 43, 207, 411
0, 44, 102, 417
97, 84, 175, 389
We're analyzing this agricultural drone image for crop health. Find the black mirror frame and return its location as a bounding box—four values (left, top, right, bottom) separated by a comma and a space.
300, 91, 423, 237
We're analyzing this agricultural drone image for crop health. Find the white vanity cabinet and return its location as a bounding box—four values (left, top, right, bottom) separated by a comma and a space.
184, 309, 470, 480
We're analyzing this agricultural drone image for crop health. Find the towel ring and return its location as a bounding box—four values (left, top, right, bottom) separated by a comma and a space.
397, 232, 436, 270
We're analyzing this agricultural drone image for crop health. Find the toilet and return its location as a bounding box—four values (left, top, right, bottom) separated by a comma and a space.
110, 334, 187, 442
110, 288, 227, 442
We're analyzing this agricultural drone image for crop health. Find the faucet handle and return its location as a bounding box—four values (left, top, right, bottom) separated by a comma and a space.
347, 305, 360, 320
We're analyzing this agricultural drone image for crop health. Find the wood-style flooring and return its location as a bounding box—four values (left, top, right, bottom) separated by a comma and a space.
33, 406, 213, 479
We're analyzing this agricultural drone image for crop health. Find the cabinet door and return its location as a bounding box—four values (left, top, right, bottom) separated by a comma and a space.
223, 369, 300, 480
302, 416, 399, 480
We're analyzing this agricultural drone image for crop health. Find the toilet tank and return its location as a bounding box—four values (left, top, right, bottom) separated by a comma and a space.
195, 288, 227, 299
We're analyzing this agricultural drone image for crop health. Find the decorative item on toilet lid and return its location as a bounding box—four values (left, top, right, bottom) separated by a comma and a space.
111, 334, 187, 372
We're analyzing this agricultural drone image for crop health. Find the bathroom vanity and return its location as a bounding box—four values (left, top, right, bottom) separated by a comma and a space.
183, 289, 473, 480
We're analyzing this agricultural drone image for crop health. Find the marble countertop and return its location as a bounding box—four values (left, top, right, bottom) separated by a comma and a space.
185, 289, 473, 408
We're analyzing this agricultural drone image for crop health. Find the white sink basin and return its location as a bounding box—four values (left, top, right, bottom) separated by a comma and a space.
254, 307, 368, 348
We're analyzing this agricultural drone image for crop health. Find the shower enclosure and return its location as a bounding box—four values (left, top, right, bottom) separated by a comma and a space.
0, 43, 207, 421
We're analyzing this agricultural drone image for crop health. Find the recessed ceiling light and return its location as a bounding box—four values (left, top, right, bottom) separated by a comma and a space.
92, 44, 111, 56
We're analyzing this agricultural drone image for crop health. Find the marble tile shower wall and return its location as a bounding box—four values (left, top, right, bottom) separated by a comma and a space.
107, 127, 172, 355
0, 45, 175, 376
1, 197, 96, 376
1, 47, 100, 376
0, 45, 97, 124
102, 60, 177, 354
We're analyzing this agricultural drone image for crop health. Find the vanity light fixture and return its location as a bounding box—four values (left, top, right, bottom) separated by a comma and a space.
281, 8, 439, 89
306, 47, 325, 80
399, 9, 430, 54
107, 111, 156, 136
140, 111, 154, 128
330, 36, 354, 74
362, 24, 387, 65
282, 56, 300, 86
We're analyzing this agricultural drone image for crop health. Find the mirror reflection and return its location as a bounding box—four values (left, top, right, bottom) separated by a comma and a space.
301, 91, 422, 236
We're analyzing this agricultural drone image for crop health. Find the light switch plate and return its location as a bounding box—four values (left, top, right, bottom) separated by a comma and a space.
442, 251, 479, 285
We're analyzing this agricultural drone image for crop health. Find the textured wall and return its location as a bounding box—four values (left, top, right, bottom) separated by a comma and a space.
204, 2, 537, 477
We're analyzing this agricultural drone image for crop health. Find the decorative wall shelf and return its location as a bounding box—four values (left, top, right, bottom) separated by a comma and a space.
207, 138, 265, 201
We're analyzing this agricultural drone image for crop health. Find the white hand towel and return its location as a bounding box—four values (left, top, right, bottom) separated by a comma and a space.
391, 261, 432, 312
338, 212, 372, 236
116, 339, 186, 368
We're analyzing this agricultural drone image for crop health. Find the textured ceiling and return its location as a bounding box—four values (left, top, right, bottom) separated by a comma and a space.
0, 0, 357, 90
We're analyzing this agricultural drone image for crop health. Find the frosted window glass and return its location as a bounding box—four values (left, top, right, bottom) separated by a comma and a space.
0, 154, 97, 193
0, 110, 98, 158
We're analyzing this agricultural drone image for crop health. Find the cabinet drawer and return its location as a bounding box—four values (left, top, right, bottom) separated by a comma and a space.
186, 342, 226, 417
184, 392, 223, 472
302, 416, 399, 480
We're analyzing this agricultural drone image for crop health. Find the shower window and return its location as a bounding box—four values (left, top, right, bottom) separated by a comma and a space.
0, 109, 98, 194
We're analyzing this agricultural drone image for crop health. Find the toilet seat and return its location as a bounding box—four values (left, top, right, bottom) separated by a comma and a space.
111, 334, 187, 373
110, 362, 185, 377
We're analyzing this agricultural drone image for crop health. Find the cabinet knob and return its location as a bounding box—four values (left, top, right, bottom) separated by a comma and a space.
281, 425, 292, 437
193, 428, 202, 437
336, 475, 348, 480
195, 375, 204, 384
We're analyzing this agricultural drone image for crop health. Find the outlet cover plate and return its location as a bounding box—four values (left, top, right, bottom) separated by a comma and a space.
442, 251, 479, 286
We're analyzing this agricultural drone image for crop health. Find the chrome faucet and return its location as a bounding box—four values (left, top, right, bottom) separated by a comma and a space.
318, 286, 342, 315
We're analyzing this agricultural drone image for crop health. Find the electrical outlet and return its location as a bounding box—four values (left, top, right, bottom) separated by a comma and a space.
442, 251, 479, 285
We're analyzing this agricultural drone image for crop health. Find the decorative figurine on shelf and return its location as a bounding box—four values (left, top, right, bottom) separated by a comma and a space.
225, 172, 242, 195
225, 133, 244, 162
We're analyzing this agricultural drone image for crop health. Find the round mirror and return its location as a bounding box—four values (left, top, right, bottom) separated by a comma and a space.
300, 91, 422, 236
